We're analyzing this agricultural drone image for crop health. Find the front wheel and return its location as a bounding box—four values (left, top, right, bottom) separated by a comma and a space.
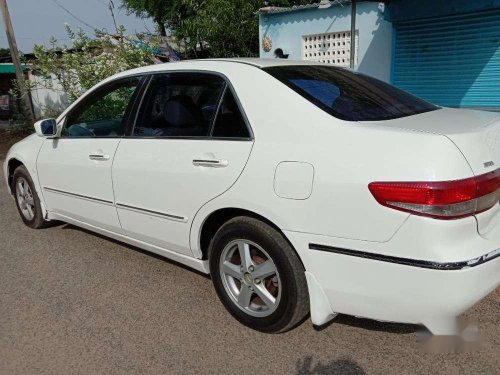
13, 165, 50, 229
209, 216, 309, 333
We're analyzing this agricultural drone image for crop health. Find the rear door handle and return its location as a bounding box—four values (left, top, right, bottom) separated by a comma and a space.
89, 153, 110, 161
192, 159, 229, 168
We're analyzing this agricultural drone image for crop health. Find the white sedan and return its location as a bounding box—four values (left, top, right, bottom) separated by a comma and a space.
4, 59, 499, 334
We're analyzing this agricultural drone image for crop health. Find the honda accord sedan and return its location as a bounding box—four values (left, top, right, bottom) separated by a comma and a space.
4, 59, 499, 334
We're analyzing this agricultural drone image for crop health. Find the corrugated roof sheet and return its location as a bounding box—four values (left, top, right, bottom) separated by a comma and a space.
0, 64, 26, 74
258, 0, 351, 15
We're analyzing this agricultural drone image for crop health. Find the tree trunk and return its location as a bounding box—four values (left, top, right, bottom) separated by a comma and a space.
155, 18, 167, 36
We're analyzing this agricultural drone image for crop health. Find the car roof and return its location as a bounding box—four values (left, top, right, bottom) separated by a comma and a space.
194, 58, 323, 68
111, 58, 323, 79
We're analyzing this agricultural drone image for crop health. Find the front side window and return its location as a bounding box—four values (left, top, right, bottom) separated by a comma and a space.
63, 77, 141, 137
264, 66, 438, 121
134, 73, 225, 137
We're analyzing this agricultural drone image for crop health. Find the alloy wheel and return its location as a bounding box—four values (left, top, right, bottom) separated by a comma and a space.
219, 239, 281, 317
16, 177, 35, 221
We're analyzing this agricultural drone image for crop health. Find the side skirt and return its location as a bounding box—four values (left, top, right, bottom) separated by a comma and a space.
47, 212, 210, 274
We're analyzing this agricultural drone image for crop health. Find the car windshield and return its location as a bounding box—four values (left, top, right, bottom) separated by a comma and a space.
263, 65, 438, 121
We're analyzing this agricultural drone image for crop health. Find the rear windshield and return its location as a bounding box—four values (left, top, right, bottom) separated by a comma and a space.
263, 65, 438, 121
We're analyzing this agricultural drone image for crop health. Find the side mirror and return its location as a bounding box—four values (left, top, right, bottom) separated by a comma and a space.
34, 118, 57, 137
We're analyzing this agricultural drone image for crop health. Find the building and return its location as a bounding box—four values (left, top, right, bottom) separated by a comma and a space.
259, 0, 500, 111
0, 54, 72, 121
0, 63, 20, 121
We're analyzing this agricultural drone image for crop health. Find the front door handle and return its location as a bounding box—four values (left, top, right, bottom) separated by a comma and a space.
89, 153, 110, 161
192, 159, 229, 168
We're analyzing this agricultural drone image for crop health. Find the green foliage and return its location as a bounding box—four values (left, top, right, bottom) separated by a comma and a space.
120, 0, 314, 58
9, 77, 35, 129
78, 83, 137, 124
121, 0, 175, 35
174, 0, 262, 58
10, 102, 33, 131
32, 25, 156, 102
0, 48, 10, 58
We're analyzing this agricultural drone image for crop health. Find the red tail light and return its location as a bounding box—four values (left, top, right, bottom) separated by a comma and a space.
369, 169, 500, 219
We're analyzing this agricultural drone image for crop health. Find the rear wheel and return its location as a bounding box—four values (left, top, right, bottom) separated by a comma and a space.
13, 165, 50, 229
209, 216, 309, 333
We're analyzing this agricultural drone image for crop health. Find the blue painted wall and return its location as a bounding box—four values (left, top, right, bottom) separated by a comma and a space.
259, 2, 393, 82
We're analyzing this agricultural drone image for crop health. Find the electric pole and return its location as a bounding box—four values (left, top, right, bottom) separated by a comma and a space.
108, 0, 119, 34
350, 0, 356, 69
0, 0, 35, 123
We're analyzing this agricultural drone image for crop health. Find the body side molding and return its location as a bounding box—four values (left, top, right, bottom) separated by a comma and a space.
309, 243, 500, 270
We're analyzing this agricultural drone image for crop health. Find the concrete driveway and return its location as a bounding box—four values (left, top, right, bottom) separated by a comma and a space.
0, 165, 499, 374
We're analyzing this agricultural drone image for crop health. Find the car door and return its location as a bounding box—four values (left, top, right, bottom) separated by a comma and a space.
112, 72, 254, 256
37, 76, 143, 233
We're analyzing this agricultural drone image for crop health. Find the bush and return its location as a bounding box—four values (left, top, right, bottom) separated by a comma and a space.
31, 25, 157, 103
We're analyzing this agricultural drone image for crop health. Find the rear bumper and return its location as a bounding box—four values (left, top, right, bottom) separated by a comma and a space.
285, 230, 500, 334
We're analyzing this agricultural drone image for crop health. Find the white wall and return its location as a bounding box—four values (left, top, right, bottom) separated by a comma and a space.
259, 2, 393, 82
28, 72, 69, 119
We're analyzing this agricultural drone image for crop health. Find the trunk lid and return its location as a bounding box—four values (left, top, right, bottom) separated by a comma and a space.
361, 107, 500, 235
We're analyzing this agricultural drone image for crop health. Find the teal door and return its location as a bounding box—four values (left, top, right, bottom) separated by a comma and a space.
392, 9, 500, 110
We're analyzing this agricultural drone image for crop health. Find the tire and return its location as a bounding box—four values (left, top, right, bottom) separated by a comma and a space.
209, 216, 309, 333
12, 165, 50, 229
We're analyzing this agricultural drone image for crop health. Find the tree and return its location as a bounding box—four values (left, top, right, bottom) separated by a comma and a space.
121, 0, 172, 36
175, 0, 262, 58
0, 47, 10, 58
119, 0, 313, 58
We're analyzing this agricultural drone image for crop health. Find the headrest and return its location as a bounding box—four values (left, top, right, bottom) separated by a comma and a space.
163, 95, 203, 128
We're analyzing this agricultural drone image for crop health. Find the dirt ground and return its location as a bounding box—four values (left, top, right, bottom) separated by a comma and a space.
0, 129, 30, 159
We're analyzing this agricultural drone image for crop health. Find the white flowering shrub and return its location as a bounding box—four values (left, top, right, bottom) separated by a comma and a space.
33, 25, 156, 102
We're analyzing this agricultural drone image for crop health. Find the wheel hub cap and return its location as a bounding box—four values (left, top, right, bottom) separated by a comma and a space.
243, 272, 253, 285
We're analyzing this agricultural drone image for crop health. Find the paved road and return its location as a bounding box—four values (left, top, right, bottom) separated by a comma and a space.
0, 166, 499, 375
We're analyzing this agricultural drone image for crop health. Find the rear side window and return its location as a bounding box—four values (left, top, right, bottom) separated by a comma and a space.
211, 88, 250, 138
134, 73, 225, 137
264, 66, 438, 121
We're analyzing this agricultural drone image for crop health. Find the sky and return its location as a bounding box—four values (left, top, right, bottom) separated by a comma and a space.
0, 0, 156, 53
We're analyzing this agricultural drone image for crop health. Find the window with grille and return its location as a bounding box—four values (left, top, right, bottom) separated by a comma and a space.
302, 31, 358, 67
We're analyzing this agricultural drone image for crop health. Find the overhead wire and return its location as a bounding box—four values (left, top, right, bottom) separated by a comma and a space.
48, 0, 97, 30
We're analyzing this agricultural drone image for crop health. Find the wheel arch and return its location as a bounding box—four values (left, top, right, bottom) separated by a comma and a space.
197, 207, 303, 266
6, 155, 49, 220
6, 157, 24, 195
